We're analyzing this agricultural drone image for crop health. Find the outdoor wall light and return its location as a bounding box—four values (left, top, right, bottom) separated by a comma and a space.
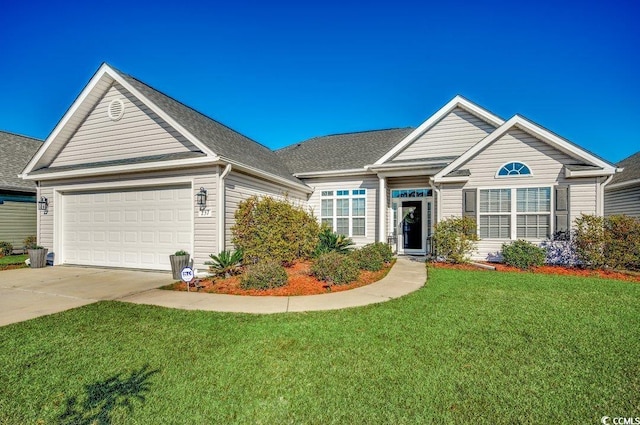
38, 196, 49, 214
196, 187, 207, 210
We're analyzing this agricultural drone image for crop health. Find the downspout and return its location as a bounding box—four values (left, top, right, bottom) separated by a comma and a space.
429, 180, 441, 223
378, 175, 386, 243
217, 164, 232, 253
599, 174, 614, 216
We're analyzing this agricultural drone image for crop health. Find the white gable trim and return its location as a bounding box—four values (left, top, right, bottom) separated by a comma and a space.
433, 115, 617, 182
22, 63, 217, 176
374, 95, 505, 165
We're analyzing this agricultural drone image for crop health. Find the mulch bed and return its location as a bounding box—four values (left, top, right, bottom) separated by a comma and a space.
164, 260, 394, 296
430, 261, 640, 283
0, 264, 27, 271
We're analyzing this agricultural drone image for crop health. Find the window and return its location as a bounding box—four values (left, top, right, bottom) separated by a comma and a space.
320, 189, 367, 236
478, 187, 551, 239
497, 162, 531, 177
391, 188, 432, 198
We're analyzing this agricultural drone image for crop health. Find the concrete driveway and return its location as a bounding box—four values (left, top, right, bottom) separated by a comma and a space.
0, 266, 174, 327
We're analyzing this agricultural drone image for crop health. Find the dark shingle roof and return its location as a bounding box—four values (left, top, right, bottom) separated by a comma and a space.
112, 67, 303, 185
0, 131, 42, 193
275, 128, 414, 174
611, 151, 640, 185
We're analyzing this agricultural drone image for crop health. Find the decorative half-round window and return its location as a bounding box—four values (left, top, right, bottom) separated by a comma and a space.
107, 98, 125, 121
497, 162, 532, 177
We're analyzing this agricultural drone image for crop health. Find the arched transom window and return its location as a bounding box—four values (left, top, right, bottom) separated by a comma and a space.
497, 162, 531, 177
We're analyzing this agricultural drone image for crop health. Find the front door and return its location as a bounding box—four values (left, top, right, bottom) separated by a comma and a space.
401, 201, 422, 250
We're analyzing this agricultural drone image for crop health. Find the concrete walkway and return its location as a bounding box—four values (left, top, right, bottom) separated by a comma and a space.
0, 257, 426, 325
121, 257, 426, 314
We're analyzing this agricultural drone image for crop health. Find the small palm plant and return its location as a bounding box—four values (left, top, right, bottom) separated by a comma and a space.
205, 249, 244, 278
315, 226, 355, 256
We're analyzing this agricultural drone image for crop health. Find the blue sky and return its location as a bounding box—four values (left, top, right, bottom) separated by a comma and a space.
1, 0, 638, 162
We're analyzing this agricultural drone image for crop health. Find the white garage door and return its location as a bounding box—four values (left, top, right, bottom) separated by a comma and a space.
62, 186, 192, 270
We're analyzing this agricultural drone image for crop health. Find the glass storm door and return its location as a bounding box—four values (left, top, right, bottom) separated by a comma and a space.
401, 201, 422, 250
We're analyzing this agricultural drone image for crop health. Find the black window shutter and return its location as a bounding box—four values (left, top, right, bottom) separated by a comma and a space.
554, 186, 570, 234
462, 189, 476, 218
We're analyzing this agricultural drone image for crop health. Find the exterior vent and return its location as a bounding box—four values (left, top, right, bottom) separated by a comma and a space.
107, 99, 125, 121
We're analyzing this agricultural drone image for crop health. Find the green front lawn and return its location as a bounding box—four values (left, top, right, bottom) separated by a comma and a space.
0, 254, 28, 268
1, 268, 639, 423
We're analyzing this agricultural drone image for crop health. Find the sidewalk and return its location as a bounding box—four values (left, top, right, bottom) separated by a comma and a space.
119, 257, 426, 314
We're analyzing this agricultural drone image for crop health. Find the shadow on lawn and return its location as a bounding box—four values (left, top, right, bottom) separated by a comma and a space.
58, 364, 159, 425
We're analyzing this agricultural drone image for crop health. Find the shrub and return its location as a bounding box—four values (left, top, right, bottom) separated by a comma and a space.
240, 260, 288, 290
206, 249, 244, 277
363, 242, 394, 263
0, 241, 13, 257
351, 246, 384, 271
23, 235, 37, 250
232, 196, 320, 265
603, 215, 640, 271
501, 239, 546, 270
432, 216, 479, 264
541, 231, 579, 266
311, 252, 360, 285
574, 214, 606, 269
174, 250, 189, 256
314, 226, 355, 256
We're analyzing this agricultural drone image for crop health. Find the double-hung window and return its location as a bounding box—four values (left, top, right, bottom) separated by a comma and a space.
478, 187, 551, 239
320, 189, 366, 236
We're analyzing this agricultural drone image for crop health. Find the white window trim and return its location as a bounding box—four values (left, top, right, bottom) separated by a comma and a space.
495, 161, 534, 178
320, 189, 367, 237
477, 185, 554, 240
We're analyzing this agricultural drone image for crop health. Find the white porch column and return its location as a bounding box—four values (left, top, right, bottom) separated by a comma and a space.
378, 175, 387, 242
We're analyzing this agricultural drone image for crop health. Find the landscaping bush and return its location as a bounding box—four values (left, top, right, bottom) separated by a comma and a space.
363, 242, 394, 263
540, 231, 580, 266
240, 260, 288, 290
351, 246, 384, 271
311, 252, 360, 285
23, 235, 37, 250
0, 241, 12, 257
232, 196, 320, 265
574, 214, 606, 269
206, 249, 244, 278
501, 239, 546, 270
432, 216, 479, 263
604, 214, 640, 271
314, 226, 355, 256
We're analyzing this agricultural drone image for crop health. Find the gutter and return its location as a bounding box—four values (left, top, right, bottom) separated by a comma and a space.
599, 174, 615, 216
217, 164, 232, 253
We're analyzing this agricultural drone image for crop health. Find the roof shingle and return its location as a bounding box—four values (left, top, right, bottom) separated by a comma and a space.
611, 151, 640, 185
0, 131, 42, 193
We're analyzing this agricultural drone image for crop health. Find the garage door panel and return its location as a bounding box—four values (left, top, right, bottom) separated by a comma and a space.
62, 186, 192, 270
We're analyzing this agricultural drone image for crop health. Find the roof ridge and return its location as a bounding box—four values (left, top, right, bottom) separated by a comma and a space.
0, 129, 43, 142
276, 127, 414, 152
111, 67, 274, 152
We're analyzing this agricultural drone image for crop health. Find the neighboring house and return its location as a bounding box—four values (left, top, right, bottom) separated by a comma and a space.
20, 63, 618, 270
0, 131, 42, 251
605, 151, 640, 217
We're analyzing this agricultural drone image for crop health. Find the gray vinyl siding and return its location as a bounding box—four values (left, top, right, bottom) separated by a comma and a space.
387, 176, 430, 188
224, 171, 308, 249
0, 201, 36, 250
50, 82, 198, 167
38, 187, 54, 250
303, 175, 379, 246
442, 128, 599, 260
393, 108, 495, 161
605, 186, 640, 217
193, 173, 217, 272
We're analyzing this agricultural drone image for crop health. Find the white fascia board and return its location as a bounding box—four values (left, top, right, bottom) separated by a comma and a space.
293, 168, 370, 178
22, 64, 114, 175
434, 115, 617, 181
605, 177, 640, 190
374, 95, 505, 165
22, 156, 221, 181
224, 159, 313, 194
433, 176, 470, 183
564, 168, 615, 178
107, 66, 217, 158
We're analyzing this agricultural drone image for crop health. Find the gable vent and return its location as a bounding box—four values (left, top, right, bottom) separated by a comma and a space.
107, 99, 125, 121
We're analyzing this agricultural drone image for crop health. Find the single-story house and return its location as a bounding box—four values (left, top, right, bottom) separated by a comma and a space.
20, 63, 618, 271
0, 131, 42, 251
604, 151, 640, 218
